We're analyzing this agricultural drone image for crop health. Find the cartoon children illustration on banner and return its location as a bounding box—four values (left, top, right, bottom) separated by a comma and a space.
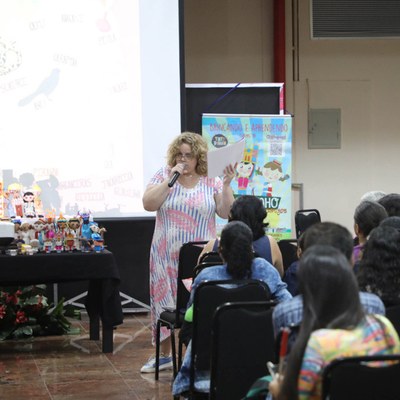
236, 146, 258, 194
202, 114, 292, 240
256, 159, 290, 198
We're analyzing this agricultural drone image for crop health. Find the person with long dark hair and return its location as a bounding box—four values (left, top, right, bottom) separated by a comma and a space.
173, 220, 291, 397
193, 221, 289, 294
269, 245, 400, 400
352, 200, 387, 264
357, 224, 400, 307
200, 195, 284, 276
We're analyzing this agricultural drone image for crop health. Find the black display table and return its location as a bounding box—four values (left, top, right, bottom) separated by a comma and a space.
0, 250, 123, 353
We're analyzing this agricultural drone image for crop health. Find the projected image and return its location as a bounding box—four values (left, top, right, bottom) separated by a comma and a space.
0, 0, 144, 218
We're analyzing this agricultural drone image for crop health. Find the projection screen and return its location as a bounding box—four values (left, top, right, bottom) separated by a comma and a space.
0, 0, 182, 219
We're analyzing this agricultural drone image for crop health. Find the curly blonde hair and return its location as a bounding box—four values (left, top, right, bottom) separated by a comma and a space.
166, 132, 208, 176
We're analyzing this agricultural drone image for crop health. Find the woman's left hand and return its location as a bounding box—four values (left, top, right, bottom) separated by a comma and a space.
222, 163, 236, 186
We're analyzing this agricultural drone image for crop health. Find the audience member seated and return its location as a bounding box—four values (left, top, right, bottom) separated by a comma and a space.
357, 224, 400, 307
380, 215, 400, 231
353, 200, 388, 265
353, 191, 387, 247
172, 220, 291, 397
199, 195, 284, 277
282, 233, 304, 296
360, 190, 386, 202
273, 222, 385, 339
268, 245, 400, 400
378, 193, 400, 217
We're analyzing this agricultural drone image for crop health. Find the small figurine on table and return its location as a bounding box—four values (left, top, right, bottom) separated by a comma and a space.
20, 222, 32, 245
32, 218, 46, 251
68, 217, 82, 251
22, 191, 36, 218
78, 209, 93, 241
43, 237, 53, 253
7, 183, 24, 217
12, 219, 22, 240
91, 233, 104, 252
56, 213, 68, 238
89, 222, 107, 238
54, 232, 64, 253
64, 232, 75, 252
44, 217, 56, 242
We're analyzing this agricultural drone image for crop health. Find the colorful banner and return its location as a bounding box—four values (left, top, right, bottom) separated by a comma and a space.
202, 113, 293, 240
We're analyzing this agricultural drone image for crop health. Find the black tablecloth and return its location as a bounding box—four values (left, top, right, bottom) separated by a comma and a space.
0, 250, 123, 328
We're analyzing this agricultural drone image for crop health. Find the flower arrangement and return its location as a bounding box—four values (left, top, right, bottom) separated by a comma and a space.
0, 284, 78, 341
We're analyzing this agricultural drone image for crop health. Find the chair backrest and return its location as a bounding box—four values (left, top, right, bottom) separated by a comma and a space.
198, 251, 223, 264
209, 301, 276, 400
322, 354, 400, 400
193, 260, 224, 277
294, 209, 321, 239
277, 239, 298, 271
175, 241, 208, 318
385, 304, 400, 337
190, 279, 272, 391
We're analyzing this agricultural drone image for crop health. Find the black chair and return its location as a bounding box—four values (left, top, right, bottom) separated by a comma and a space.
385, 304, 400, 337
209, 300, 276, 400
294, 208, 321, 239
198, 251, 223, 264
277, 239, 298, 271
155, 240, 208, 380
322, 354, 400, 400
193, 260, 224, 277
189, 279, 272, 396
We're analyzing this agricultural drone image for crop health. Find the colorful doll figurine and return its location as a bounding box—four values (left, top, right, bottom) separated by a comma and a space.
12, 219, 22, 241
64, 232, 75, 252
4, 191, 14, 219
79, 209, 93, 241
12, 219, 24, 252
77, 210, 94, 251
91, 233, 104, 252
19, 222, 32, 245
43, 237, 53, 253
22, 191, 36, 218
56, 213, 68, 238
89, 222, 107, 238
68, 217, 82, 251
43, 215, 55, 253
32, 218, 46, 251
54, 232, 64, 253
7, 183, 23, 217
44, 217, 56, 242
89, 222, 106, 250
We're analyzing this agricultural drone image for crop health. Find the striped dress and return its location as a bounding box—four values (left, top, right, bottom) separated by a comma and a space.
148, 166, 222, 344
298, 314, 400, 400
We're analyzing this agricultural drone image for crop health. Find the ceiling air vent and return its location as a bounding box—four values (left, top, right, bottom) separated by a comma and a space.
311, 0, 400, 39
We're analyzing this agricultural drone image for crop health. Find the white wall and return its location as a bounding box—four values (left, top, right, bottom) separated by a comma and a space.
289, 0, 400, 232
184, 0, 273, 83
185, 0, 400, 233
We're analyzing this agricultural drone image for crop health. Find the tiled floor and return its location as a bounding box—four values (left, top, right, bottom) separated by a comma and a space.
0, 313, 175, 399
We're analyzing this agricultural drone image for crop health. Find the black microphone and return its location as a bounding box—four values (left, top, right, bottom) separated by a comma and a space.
168, 164, 187, 187
168, 171, 180, 187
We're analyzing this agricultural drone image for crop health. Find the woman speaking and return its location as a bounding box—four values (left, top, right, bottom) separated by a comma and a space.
141, 131, 235, 373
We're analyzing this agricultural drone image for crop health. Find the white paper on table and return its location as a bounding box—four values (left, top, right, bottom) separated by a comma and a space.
207, 138, 245, 178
